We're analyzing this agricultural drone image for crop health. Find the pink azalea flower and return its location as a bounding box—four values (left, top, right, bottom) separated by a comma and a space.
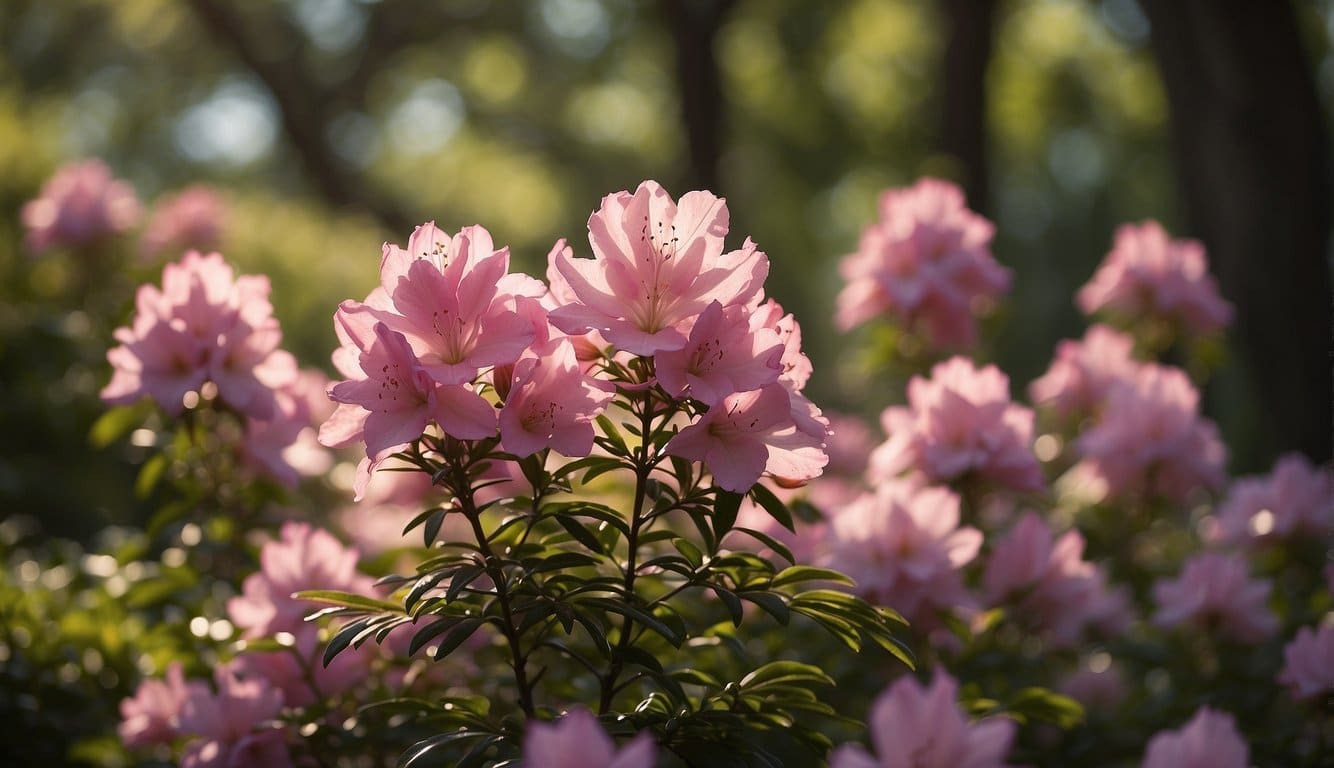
1075, 365, 1226, 503
1140, 707, 1248, 768
356, 223, 539, 386
102, 251, 293, 419
1278, 623, 1334, 701
140, 185, 226, 260
1212, 453, 1333, 546
230, 624, 370, 708
665, 383, 828, 492
499, 335, 615, 457
521, 708, 655, 768
1059, 659, 1127, 712
747, 298, 813, 390
1078, 220, 1233, 337
830, 670, 1015, 768
1152, 552, 1277, 643
655, 301, 784, 405
119, 662, 208, 749
1028, 324, 1141, 421
241, 368, 335, 488
983, 512, 1120, 646
835, 177, 1010, 349
227, 522, 376, 639
822, 481, 980, 626
178, 665, 290, 768
320, 319, 496, 498
22, 159, 142, 253
822, 413, 877, 478
548, 180, 768, 355
871, 357, 1043, 493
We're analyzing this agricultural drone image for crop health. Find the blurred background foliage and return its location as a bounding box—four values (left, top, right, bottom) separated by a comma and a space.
1, 0, 1331, 540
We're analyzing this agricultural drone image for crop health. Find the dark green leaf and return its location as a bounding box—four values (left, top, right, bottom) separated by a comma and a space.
749, 484, 795, 533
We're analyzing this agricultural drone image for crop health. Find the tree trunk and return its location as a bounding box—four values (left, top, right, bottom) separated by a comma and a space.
1139, 0, 1332, 466
663, 0, 736, 193
939, 0, 1000, 214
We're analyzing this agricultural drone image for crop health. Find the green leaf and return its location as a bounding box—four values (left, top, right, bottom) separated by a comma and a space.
88, 403, 148, 448
579, 597, 682, 647
296, 590, 404, 614
739, 660, 834, 690
770, 566, 854, 589
595, 414, 629, 455
134, 453, 168, 499
740, 591, 790, 624
749, 484, 795, 532
433, 617, 486, 659
554, 515, 606, 554
1007, 687, 1085, 729
730, 526, 795, 565
672, 538, 704, 569
711, 584, 744, 626
713, 490, 742, 536
324, 618, 369, 667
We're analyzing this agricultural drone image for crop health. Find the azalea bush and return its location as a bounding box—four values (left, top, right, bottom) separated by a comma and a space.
4, 163, 1331, 767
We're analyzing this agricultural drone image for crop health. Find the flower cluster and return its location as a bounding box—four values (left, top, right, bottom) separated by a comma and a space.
1210, 452, 1333, 546
1152, 552, 1277, 643
983, 512, 1127, 646
100, 250, 325, 487
823, 481, 979, 627
830, 670, 1015, 768
21, 159, 142, 254
1139, 707, 1249, 768
320, 181, 829, 496
1077, 220, 1232, 338
1073, 364, 1226, 503
141, 185, 227, 261
870, 356, 1043, 494
836, 178, 1011, 349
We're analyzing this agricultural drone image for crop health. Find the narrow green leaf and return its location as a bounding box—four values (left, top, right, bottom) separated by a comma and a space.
770, 566, 854, 589
554, 515, 606, 554
89, 404, 148, 448
134, 453, 167, 499
749, 484, 795, 532
713, 490, 742, 537
296, 590, 404, 614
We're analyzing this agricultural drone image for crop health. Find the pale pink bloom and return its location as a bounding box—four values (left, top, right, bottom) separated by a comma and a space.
178, 665, 290, 768
1078, 221, 1233, 337
102, 251, 293, 419
320, 319, 496, 498
22, 159, 142, 253
140, 185, 226, 260
1153, 552, 1277, 643
871, 357, 1043, 493
835, 178, 1010, 349
748, 298, 813, 390
119, 662, 207, 748
1028, 324, 1141, 421
1212, 453, 1333, 546
822, 482, 980, 626
1140, 707, 1248, 768
1075, 365, 1226, 503
354, 223, 538, 386
1278, 623, 1334, 701
241, 368, 335, 488
230, 624, 370, 708
227, 522, 376, 639
499, 336, 614, 457
521, 708, 655, 768
983, 512, 1119, 646
1059, 660, 1127, 712
666, 383, 828, 492
822, 413, 877, 478
549, 180, 768, 355
830, 670, 1015, 768
655, 301, 783, 405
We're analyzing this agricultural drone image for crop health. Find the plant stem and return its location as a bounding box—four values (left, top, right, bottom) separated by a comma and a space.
599, 389, 657, 714
451, 459, 537, 717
